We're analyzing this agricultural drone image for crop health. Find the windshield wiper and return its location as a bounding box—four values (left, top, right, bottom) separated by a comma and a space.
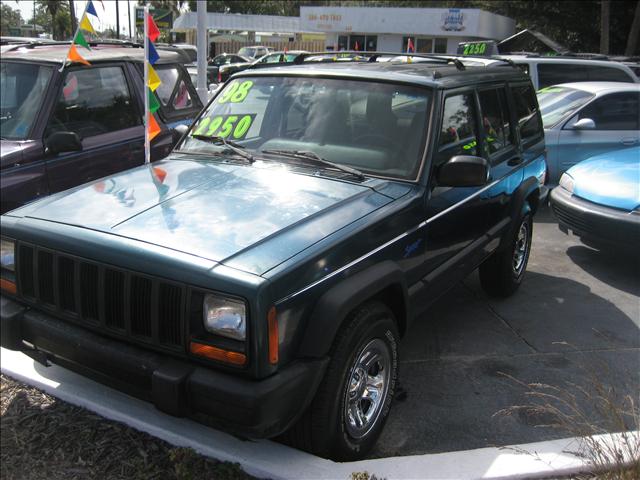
190, 134, 254, 163
261, 149, 365, 180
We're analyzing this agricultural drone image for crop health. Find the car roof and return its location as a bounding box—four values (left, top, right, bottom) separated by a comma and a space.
549, 81, 640, 94
1, 44, 188, 65
233, 60, 529, 88
500, 55, 632, 67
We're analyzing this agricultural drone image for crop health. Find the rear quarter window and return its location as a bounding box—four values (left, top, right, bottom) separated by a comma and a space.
511, 84, 543, 144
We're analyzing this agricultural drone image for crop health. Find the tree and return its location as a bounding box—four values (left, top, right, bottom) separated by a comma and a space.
27, 1, 72, 40
626, 0, 640, 55
0, 4, 23, 35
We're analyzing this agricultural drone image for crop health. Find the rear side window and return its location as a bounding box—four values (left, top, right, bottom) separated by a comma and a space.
511, 84, 543, 143
435, 93, 478, 167
538, 63, 634, 89
584, 65, 634, 83
477, 88, 513, 155
578, 92, 639, 130
538, 64, 585, 89
47, 66, 141, 138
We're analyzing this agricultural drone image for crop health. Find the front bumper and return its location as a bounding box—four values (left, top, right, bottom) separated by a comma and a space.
549, 187, 640, 249
1, 296, 328, 438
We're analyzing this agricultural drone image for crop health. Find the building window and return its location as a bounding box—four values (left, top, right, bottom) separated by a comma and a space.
417, 38, 433, 53
434, 38, 448, 53
338, 35, 348, 51
403, 37, 448, 54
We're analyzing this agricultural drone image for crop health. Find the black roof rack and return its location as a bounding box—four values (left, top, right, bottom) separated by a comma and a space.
288, 51, 468, 71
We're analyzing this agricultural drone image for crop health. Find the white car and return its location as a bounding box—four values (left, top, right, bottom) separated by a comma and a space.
435, 55, 639, 90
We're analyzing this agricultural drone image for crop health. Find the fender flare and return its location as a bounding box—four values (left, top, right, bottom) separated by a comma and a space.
498, 176, 539, 249
297, 261, 408, 358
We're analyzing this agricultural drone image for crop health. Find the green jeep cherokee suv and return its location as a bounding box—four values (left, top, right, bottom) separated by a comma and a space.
1, 53, 547, 461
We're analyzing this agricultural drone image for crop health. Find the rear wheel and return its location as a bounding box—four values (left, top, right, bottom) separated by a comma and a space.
284, 301, 399, 461
479, 213, 533, 297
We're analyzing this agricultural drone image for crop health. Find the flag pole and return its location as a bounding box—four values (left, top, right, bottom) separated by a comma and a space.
144, 5, 150, 165
59, 0, 90, 73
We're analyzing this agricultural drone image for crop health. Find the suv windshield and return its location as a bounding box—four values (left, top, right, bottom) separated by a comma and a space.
537, 86, 594, 128
180, 76, 431, 180
1, 62, 52, 140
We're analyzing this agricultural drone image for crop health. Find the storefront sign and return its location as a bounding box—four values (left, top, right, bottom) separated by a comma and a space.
136, 8, 173, 29
442, 9, 464, 31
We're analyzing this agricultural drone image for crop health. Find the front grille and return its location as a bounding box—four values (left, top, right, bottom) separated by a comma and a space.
16, 243, 185, 351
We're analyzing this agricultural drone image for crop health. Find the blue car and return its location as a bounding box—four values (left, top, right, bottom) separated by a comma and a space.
537, 82, 640, 184
550, 146, 640, 250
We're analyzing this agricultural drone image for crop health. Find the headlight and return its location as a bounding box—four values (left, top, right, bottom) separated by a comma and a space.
559, 173, 574, 194
203, 294, 246, 341
1, 239, 15, 273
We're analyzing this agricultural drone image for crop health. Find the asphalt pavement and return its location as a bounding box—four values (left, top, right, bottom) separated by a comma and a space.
371, 203, 640, 458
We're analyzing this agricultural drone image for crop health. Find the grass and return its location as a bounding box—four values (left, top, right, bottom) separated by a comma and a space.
495, 349, 640, 480
0, 374, 256, 480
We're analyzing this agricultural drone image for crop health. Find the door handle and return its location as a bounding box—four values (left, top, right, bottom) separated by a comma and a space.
620, 138, 637, 146
507, 156, 523, 166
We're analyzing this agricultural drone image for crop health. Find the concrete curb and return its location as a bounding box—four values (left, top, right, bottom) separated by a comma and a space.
2, 348, 636, 480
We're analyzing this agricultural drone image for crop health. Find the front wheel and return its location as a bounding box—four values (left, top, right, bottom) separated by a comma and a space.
479, 213, 533, 297
284, 301, 399, 461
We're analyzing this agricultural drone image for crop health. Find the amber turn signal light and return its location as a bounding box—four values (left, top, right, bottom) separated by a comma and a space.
268, 306, 278, 365
0, 279, 17, 294
190, 341, 246, 366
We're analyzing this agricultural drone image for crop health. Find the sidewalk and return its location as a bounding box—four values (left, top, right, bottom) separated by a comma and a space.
1, 347, 636, 480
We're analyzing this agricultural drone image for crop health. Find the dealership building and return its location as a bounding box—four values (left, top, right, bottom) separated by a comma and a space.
174, 6, 515, 54
299, 6, 515, 53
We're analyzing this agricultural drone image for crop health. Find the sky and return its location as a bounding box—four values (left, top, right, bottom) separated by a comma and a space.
2, 0, 176, 37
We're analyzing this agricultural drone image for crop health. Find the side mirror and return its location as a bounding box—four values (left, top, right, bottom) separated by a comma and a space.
572, 118, 596, 130
172, 124, 189, 143
437, 155, 490, 187
45, 131, 82, 155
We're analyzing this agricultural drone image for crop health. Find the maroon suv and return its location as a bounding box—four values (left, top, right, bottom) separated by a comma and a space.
1, 43, 202, 213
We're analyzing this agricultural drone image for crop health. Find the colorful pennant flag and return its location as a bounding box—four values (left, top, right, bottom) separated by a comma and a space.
147, 15, 161, 42
148, 41, 159, 65
67, 44, 90, 66
74, 30, 91, 51
86, 0, 98, 17
144, 7, 163, 163
148, 113, 161, 142
147, 65, 161, 91
80, 13, 96, 34
148, 88, 160, 113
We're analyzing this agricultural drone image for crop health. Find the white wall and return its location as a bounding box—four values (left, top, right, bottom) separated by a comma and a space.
300, 6, 515, 40
377, 34, 401, 52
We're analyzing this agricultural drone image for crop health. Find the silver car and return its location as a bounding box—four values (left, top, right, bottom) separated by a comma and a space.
537, 82, 640, 184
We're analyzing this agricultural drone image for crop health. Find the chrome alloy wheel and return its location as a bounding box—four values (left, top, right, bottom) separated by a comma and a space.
513, 220, 529, 275
343, 338, 391, 439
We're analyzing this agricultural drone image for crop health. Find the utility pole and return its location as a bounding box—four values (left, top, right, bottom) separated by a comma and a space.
69, 0, 77, 34
600, 0, 610, 55
127, 0, 132, 40
116, 0, 120, 39
33, 0, 36, 36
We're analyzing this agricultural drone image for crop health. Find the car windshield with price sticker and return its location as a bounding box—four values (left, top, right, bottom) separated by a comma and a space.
178, 76, 432, 180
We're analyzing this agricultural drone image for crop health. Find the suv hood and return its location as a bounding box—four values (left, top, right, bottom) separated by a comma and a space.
8, 157, 403, 275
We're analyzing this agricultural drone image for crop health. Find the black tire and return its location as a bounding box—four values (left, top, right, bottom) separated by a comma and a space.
479, 213, 533, 297
283, 301, 399, 461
